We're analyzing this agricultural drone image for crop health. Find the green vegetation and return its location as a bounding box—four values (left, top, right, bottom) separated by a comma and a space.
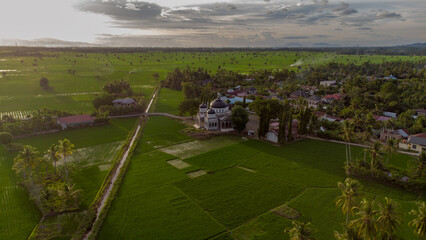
0, 118, 136, 239
156, 88, 185, 115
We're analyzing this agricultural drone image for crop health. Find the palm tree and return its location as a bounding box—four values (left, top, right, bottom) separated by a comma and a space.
13, 145, 39, 184
45, 144, 59, 174
334, 226, 360, 240
409, 201, 426, 239
384, 138, 398, 169
361, 125, 373, 164
285, 221, 315, 240
336, 178, 362, 226
377, 197, 402, 239
350, 199, 380, 240
57, 139, 74, 182
57, 184, 81, 210
341, 120, 354, 169
368, 141, 383, 177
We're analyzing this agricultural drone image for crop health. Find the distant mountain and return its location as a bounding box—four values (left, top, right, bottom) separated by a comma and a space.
394, 43, 426, 48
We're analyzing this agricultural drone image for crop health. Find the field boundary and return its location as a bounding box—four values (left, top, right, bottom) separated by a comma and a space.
72, 84, 160, 240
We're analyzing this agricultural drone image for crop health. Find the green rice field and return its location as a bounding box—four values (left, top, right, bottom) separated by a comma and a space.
99, 116, 424, 239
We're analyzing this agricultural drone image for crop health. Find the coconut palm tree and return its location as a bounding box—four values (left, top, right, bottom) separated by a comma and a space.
57, 184, 81, 210
285, 221, 315, 240
341, 120, 354, 169
409, 201, 426, 239
361, 125, 373, 164
336, 178, 363, 226
334, 226, 360, 240
377, 197, 402, 239
350, 199, 380, 240
384, 138, 398, 169
368, 141, 383, 177
45, 144, 59, 174
13, 145, 39, 184
57, 139, 74, 182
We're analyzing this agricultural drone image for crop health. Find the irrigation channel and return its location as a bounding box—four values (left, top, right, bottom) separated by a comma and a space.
83, 90, 157, 240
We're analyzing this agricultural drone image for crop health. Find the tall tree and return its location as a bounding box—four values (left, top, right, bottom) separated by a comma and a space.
336, 178, 362, 226
287, 108, 294, 142
13, 145, 39, 184
361, 125, 373, 164
58, 139, 74, 183
231, 105, 249, 133
278, 111, 288, 144
285, 221, 315, 240
377, 197, 402, 239
45, 144, 59, 175
384, 138, 398, 168
341, 120, 354, 170
350, 199, 380, 240
415, 152, 425, 178
409, 201, 426, 239
369, 141, 383, 177
58, 184, 81, 210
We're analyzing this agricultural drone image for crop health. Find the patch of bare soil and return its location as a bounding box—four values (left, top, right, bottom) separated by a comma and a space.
167, 159, 191, 169
271, 205, 301, 220
186, 170, 206, 179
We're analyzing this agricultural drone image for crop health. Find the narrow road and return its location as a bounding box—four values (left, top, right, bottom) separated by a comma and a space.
83, 90, 157, 240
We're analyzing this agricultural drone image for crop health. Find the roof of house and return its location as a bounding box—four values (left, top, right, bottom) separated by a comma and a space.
112, 98, 136, 104
408, 132, 426, 146
57, 114, 95, 125
307, 95, 322, 101
373, 115, 391, 122
323, 94, 342, 100
383, 111, 397, 118
291, 90, 308, 98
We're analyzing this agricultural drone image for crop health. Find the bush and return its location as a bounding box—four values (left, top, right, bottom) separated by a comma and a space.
0, 132, 13, 144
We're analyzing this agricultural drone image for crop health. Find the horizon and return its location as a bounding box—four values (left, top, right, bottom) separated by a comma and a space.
1, 0, 425, 48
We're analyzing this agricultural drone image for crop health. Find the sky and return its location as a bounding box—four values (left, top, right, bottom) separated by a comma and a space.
0, 0, 425, 47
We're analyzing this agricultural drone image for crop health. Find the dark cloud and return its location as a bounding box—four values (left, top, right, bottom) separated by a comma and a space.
357, 27, 373, 31
283, 36, 309, 39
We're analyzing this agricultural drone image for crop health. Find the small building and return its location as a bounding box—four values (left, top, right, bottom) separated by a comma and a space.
57, 114, 96, 130
290, 90, 308, 99
307, 95, 322, 109
266, 129, 279, 143
399, 132, 426, 153
320, 80, 336, 87
383, 111, 397, 119
380, 128, 409, 141
113, 98, 136, 107
321, 115, 343, 122
322, 94, 342, 103
415, 109, 426, 116
373, 115, 391, 122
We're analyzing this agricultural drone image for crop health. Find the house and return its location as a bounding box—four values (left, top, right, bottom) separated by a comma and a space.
112, 98, 136, 107
383, 111, 397, 119
321, 115, 343, 122
266, 120, 299, 143
290, 90, 308, 99
380, 128, 409, 141
268, 89, 279, 98
220, 96, 253, 105
399, 132, 426, 153
415, 109, 426, 116
227, 89, 235, 94
383, 75, 397, 80
307, 95, 322, 108
320, 80, 336, 87
373, 115, 391, 122
248, 87, 257, 95
57, 114, 96, 130
323, 94, 342, 103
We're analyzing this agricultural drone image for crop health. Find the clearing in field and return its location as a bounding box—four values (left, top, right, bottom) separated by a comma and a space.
186, 169, 206, 178
159, 135, 244, 159
167, 159, 191, 169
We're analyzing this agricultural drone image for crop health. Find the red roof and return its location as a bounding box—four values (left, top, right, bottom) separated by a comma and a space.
57, 114, 95, 125
323, 94, 342, 100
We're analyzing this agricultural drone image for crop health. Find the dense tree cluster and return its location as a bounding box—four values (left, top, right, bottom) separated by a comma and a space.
103, 79, 133, 96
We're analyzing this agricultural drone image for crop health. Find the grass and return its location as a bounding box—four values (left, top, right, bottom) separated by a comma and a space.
155, 88, 184, 115
174, 168, 304, 229
0, 118, 137, 239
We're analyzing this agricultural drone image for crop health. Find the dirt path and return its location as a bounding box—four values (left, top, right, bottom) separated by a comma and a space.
83, 90, 157, 240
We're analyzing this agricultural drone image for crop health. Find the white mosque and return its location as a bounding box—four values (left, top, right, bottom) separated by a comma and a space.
196, 95, 233, 131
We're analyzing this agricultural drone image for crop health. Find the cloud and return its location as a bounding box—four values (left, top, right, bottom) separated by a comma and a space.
72, 0, 418, 47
